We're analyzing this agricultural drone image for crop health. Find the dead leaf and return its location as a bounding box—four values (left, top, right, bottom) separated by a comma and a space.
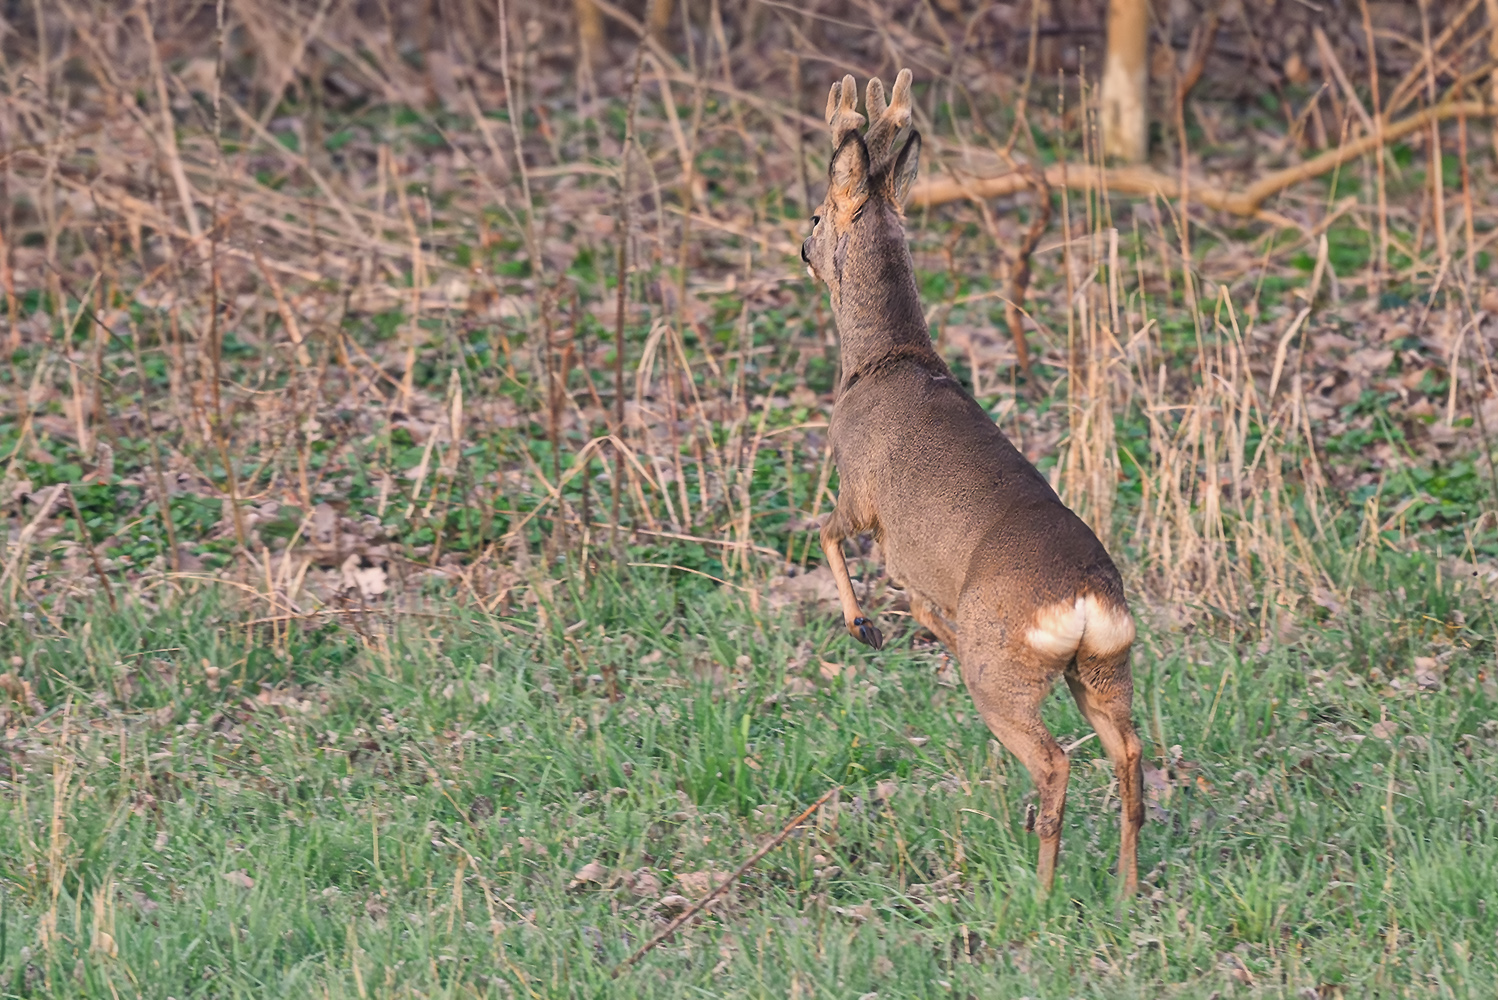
223, 869, 254, 889
1219, 952, 1255, 986
675, 870, 731, 898
569, 861, 608, 889
1370, 720, 1397, 740
0, 672, 41, 713
1311, 587, 1343, 617
340, 553, 388, 599
1412, 657, 1441, 691
934, 656, 960, 688
830, 901, 874, 923
655, 893, 691, 915
765, 567, 848, 610
91, 930, 118, 958
623, 868, 662, 897
1341, 347, 1393, 378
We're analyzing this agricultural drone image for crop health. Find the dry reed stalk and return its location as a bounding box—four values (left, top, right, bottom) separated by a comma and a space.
1313, 26, 1376, 138
254, 0, 338, 130
1383, 0, 1486, 118
608, 0, 657, 545
1355, 0, 1390, 291
1419, 0, 1450, 269
591, 0, 823, 132
136, 1, 204, 251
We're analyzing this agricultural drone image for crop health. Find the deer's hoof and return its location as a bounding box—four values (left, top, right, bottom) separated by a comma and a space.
850, 617, 884, 650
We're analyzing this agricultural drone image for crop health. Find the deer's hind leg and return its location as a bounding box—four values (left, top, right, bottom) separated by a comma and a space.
908, 591, 957, 649
955, 618, 1070, 893
1065, 643, 1143, 893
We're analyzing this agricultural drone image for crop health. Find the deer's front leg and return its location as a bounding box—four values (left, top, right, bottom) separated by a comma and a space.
820, 506, 883, 650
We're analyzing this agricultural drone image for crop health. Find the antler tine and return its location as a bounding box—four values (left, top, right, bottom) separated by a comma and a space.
826, 74, 866, 150
865, 67, 914, 166
865, 77, 887, 122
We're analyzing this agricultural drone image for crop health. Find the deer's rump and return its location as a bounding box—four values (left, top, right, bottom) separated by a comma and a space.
832, 359, 1124, 624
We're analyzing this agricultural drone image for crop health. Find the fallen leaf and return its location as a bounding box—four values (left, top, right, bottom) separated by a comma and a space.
223, 869, 254, 889
340, 553, 388, 599
1370, 720, 1397, 740
655, 893, 691, 915
91, 930, 118, 958
1219, 952, 1255, 986
1311, 587, 1344, 617
1412, 657, 1441, 691
569, 861, 608, 889
675, 870, 731, 898
830, 901, 874, 923
934, 657, 960, 688
623, 868, 662, 897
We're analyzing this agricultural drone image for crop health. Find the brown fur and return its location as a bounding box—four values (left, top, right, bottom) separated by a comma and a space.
801, 73, 1145, 895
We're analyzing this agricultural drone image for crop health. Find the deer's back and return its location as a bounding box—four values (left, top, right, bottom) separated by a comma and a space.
831, 360, 1122, 614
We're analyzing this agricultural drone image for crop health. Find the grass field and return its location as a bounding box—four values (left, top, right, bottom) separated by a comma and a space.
4, 0, 1498, 997
1, 547, 1495, 998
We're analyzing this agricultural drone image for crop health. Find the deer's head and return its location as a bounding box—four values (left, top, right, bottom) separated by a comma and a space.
801, 70, 922, 306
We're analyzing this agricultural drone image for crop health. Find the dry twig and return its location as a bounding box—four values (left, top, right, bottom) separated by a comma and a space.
911, 99, 1490, 226
611, 786, 838, 977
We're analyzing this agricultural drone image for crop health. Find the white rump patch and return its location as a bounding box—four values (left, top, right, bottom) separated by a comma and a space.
1025, 594, 1134, 661
1080, 594, 1136, 656
1026, 598, 1087, 660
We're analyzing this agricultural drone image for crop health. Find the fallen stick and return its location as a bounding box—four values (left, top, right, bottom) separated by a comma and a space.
63, 485, 118, 613
910, 99, 1490, 222
611, 786, 839, 977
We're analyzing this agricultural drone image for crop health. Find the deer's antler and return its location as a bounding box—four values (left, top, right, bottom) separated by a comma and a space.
826, 70, 913, 167
825, 74, 866, 150
864, 69, 913, 166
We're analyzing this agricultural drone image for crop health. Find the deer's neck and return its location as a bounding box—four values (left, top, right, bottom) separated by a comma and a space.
831, 223, 937, 389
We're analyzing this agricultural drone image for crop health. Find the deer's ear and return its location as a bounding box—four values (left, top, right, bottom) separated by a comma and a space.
887, 130, 921, 207
828, 133, 870, 219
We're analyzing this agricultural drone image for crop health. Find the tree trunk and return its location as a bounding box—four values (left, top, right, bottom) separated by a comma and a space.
1487, 0, 1498, 160
575, 0, 603, 59
1101, 0, 1150, 162
648, 0, 674, 38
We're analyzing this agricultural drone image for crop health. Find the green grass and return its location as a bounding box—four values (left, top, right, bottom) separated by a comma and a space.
1, 555, 1494, 998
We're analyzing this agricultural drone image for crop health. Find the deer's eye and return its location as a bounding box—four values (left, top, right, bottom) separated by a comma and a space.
810, 215, 821, 229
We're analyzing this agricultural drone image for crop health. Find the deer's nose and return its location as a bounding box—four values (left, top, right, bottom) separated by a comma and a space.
801, 241, 810, 263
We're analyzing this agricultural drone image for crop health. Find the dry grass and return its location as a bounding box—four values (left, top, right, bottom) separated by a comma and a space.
0, 0, 1496, 632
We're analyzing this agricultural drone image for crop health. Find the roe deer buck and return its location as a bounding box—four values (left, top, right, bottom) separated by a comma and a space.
801, 70, 1144, 894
